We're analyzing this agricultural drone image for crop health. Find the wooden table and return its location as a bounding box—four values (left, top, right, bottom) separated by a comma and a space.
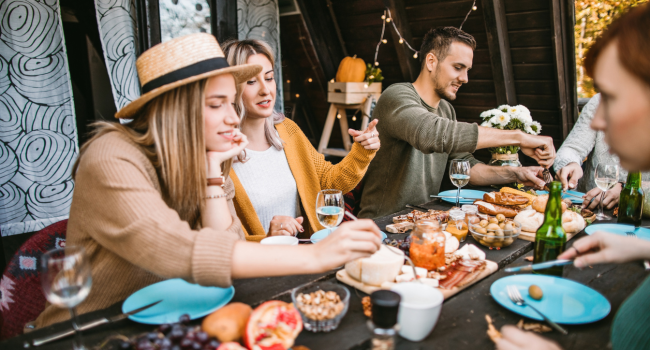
4, 197, 648, 350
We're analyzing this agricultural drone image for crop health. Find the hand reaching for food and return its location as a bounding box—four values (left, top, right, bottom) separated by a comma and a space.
495, 325, 562, 350
348, 119, 380, 150
581, 183, 622, 210
558, 231, 650, 268
555, 162, 583, 190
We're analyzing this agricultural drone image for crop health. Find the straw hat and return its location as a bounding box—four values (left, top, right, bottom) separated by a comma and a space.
116, 33, 262, 119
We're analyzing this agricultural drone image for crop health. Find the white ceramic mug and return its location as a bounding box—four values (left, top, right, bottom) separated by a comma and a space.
391, 282, 444, 342
260, 236, 299, 246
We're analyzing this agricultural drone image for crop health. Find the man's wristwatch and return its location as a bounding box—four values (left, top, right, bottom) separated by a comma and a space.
207, 176, 225, 187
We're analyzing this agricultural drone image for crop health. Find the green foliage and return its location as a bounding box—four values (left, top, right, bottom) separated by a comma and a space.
575, 0, 648, 98
365, 63, 384, 85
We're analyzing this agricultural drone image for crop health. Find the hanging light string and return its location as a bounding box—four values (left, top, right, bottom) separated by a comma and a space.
373, 4, 477, 65
460, 0, 478, 30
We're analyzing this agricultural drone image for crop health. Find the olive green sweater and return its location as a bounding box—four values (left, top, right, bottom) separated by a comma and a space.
359, 83, 481, 219
611, 274, 650, 350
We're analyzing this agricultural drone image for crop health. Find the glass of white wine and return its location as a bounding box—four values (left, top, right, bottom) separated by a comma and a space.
449, 159, 471, 207
316, 189, 345, 235
41, 246, 92, 350
594, 163, 620, 220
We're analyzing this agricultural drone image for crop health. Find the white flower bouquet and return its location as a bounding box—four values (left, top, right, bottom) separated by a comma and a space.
480, 104, 542, 155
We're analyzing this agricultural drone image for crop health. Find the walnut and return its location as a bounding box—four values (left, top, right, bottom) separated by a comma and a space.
297, 290, 345, 321
361, 296, 372, 318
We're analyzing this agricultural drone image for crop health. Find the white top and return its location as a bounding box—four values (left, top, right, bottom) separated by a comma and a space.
232, 146, 300, 233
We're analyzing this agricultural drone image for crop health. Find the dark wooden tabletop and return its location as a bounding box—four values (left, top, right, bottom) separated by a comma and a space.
4, 195, 648, 350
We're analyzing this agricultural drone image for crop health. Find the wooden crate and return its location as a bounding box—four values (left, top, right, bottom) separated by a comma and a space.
327, 82, 381, 104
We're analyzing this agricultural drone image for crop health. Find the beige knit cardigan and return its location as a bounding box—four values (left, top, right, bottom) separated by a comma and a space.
35, 131, 244, 328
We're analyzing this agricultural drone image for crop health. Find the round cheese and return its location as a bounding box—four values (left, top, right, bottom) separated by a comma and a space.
345, 245, 404, 286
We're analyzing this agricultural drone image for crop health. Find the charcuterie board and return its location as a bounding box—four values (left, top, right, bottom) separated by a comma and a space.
336, 260, 498, 299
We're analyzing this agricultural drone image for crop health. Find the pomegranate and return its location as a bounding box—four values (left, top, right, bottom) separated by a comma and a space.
244, 301, 303, 350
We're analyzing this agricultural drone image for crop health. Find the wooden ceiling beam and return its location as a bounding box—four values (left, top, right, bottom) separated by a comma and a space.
295, 0, 346, 81
482, 0, 517, 106
382, 0, 419, 82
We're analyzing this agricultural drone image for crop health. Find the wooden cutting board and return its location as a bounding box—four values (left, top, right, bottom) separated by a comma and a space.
518, 231, 578, 242
336, 260, 498, 299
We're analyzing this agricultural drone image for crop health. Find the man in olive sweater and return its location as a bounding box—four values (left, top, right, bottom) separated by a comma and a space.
359, 27, 556, 219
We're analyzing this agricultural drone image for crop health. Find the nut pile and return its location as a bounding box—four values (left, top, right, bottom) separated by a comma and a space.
296, 290, 345, 321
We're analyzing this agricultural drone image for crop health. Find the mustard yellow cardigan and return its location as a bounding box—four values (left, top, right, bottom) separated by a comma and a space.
231, 119, 377, 241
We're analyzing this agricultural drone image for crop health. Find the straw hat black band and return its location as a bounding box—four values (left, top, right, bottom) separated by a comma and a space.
141, 57, 230, 94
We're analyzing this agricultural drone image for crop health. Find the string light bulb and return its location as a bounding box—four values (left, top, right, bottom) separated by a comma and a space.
352, 116, 357, 121
399, 38, 403, 44
330, 79, 335, 83
382, 39, 387, 44
369, 75, 374, 79
386, 17, 391, 22
308, 78, 312, 83
295, 94, 300, 98
375, 61, 379, 66
413, 52, 418, 58
381, 15, 386, 20
472, 5, 477, 10
337, 114, 341, 119
286, 80, 290, 83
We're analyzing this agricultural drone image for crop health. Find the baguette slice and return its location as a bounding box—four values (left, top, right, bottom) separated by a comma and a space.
484, 192, 529, 206
500, 187, 537, 205
473, 200, 518, 217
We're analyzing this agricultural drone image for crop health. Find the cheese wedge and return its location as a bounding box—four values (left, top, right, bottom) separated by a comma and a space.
345, 245, 404, 286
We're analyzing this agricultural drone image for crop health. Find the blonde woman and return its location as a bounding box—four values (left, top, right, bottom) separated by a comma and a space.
34, 34, 381, 328
222, 39, 380, 241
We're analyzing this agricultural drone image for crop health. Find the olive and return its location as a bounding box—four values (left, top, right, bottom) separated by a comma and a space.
488, 217, 499, 224
529, 285, 543, 300
485, 231, 496, 243
474, 227, 487, 234
479, 219, 489, 227
504, 237, 514, 245
496, 214, 506, 222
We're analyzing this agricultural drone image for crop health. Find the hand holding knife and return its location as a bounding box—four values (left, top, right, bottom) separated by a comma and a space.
504, 259, 574, 273
31, 300, 163, 347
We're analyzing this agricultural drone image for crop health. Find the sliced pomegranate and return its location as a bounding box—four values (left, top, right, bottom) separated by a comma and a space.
244, 301, 303, 350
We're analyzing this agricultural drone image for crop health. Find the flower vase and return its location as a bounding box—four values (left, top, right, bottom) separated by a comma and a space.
489, 153, 522, 167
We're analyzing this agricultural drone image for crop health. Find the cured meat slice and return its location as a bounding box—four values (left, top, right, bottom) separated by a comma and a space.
439, 260, 486, 289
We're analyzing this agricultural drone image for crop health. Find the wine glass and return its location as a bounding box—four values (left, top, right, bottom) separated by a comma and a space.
449, 159, 471, 207
41, 246, 92, 350
594, 163, 620, 220
316, 189, 345, 235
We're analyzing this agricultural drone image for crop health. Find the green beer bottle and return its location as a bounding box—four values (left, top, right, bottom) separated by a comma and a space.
534, 181, 567, 276
618, 172, 644, 227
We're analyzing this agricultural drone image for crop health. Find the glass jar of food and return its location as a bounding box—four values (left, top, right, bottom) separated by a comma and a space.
461, 205, 480, 226
446, 209, 469, 242
409, 220, 446, 271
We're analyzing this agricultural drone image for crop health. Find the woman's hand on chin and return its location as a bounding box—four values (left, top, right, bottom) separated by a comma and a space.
313, 219, 382, 270
349, 119, 381, 150
206, 130, 248, 172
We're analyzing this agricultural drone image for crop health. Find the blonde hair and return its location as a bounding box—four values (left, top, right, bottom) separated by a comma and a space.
221, 39, 284, 162
73, 79, 232, 229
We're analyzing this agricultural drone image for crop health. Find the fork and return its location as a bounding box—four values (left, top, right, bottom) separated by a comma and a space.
506, 285, 568, 334
625, 231, 650, 270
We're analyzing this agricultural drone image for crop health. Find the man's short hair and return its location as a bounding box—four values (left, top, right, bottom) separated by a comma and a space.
419, 27, 476, 69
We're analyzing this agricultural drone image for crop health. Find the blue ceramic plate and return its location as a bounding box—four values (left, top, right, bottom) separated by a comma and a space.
585, 224, 650, 241
491, 274, 610, 324
122, 279, 234, 324
437, 189, 487, 205
536, 190, 585, 204
311, 228, 387, 244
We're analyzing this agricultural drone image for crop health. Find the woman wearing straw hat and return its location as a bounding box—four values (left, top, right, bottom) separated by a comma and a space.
34, 33, 382, 328
222, 39, 380, 241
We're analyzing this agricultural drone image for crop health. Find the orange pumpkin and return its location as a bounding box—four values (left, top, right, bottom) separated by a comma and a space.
335, 55, 366, 82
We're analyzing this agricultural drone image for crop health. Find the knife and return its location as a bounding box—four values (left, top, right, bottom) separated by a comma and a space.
32, 300, 163, 347
429, 195, 481, 200
406, 204, 429, 212
504, 260, 574, 273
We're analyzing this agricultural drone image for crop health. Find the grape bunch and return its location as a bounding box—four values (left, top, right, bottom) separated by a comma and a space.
383, 236, 411, 256
118, 314, 221, 350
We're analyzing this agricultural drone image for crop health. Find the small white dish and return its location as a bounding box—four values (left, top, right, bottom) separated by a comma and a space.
391, 282, 444, 342
260, 236, 299, 245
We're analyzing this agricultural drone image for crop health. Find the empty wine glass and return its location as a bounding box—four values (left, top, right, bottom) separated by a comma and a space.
316, 189, 345, 235
594, 163, 620, 220
41, 246, 92, 350
449, 159, 471, 207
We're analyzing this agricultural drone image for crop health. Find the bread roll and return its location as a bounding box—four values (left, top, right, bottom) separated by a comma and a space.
532, 195, 567, 213
483, 192, 529, 206
474, 200, 518, 217
514, 210, 544, 232
562, 211, 586, 234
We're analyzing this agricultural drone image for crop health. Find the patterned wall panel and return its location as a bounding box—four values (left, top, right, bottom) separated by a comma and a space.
0, 0, 78, 236
237, 0, 283, 113
94, 0, 140, 112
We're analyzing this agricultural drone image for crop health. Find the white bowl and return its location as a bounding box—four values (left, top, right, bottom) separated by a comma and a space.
391, 282, 444, 342
260, 236, 299, 245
